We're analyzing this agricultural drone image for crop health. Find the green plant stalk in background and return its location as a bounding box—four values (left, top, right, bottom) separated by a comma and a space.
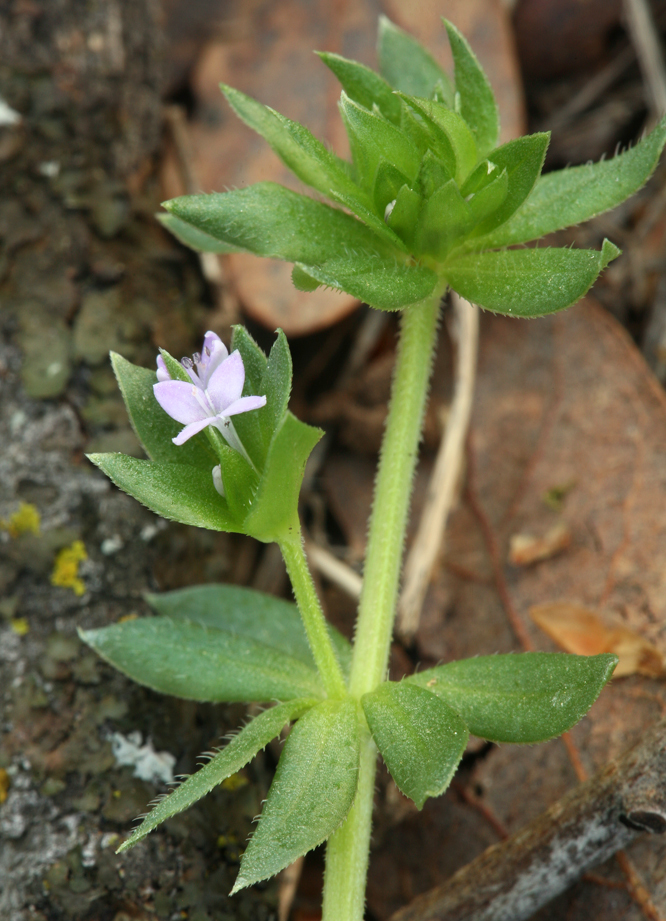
76, 14, 666, 921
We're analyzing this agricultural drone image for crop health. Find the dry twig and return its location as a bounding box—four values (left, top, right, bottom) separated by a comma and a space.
390, 718, 666, 921
397, 293, 479, 641
306, 541, 362, 599
624, 0, 666, 116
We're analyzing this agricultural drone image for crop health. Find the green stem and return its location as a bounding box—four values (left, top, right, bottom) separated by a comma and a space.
279, 532, 347, 699
322, 285, 445, 921
350, 287, 444, 697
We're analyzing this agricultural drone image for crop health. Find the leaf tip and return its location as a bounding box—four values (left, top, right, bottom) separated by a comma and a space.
230, 876, 250, 895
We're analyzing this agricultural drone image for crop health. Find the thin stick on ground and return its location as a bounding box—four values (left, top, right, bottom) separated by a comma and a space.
389, 718, 666, 921
624, 0, 666, 116
396, 293, 479, 642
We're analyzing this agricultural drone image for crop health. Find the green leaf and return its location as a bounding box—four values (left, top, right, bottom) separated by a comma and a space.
216, 443, 259, 521
317, 52, 402, 124
244, 411, 323, 541
220, 84, 361, 202
378, 15, 454, 105
472, 117, 666, 248
415, 150, 453, 199
294, 252, 438, 312
157, 213, 242, 254
231, 329, 292, 471
228, 326, 270, 468
292, 265, 321, 292
230, 326, 268, 394
88, 454, 241, 531
328, 188, 408, 251
362, 682, 468, 809
386, 184, 423, 249
339, 92, 422, 188
444, 20, 499, 158
116, 699, 317, 852
233, 697, 360, 892
466, 167, 509, 225
466, 133, 549, 238
443, 239, 620, 317
414, 179, 473, 258
397, 94, 477, 184
163, 184, 392, 266
406, 652, 618, 743
79, 617, 326, 703
110, 353, 217, 469
145, 583, 352, 679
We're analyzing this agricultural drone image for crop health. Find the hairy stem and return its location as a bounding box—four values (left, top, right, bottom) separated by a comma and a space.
279, 532, 347, 699
322, 285, 445, 921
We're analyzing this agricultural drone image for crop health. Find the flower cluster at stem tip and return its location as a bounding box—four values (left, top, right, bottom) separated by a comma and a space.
153, 331, 266, 493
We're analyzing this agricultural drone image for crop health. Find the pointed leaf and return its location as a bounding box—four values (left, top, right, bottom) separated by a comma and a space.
443, 239, 620, 317
294, 252, 438, 312
110, 353, 217, 469
292, 265, 321, 292
472, 117, 666, 248
228, 326, 270, 467
466, 167, 509, 225
116, 699, 317, 851
339, 92, 422, 188
244, 411, 323, 542
87, 454, 241, 532
220, 84, 361, 202
406, 652, 618, 743
79, 617, 326, 703
362, 682, 468, 809
163, 184, 392, 266
397, 94, 477, 184
157, 213, 242, 254
233, 697, 360, 891
230, 326, 267, 393
328, 188, 408, 251
378, 15, 454, 105
444, 20, 499, 157
415, 150, 453, 199
216, 443, 259, 520
317, 52, 402, 124
230, 329, 292, 471
145, 583, 352, 679
466, 133, 549, 238
387, 184, 423, 249
414, 179, 473, 257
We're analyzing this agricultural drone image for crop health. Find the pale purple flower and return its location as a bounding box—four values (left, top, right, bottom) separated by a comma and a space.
153, 331, 266, 458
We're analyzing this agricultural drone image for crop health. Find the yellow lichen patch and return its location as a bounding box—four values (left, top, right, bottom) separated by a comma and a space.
1, 502, 41, 538
0, 768, 10, 804
10, 618, 29, 636
50, 540, 88, 596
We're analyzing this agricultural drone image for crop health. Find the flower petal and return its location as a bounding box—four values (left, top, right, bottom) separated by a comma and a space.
222, 394, 267, 417
156, 354, 170, 382
154, 380, 210, 425
172, 417, 214, 445
199, 331, 229, 386
207, 349, 246, 412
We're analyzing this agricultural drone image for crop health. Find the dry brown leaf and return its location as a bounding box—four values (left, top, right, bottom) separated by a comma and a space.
530, 601, 666, 678
508, 521, 572, 566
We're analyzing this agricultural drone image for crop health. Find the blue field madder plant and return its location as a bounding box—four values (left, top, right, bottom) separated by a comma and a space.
81, 17, 666, 920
